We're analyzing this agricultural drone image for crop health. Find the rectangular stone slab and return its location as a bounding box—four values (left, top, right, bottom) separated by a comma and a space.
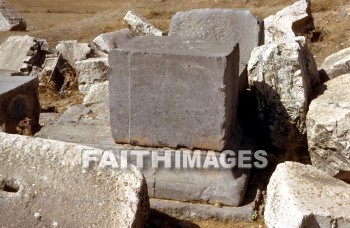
169, 9, 263, 74
0, 35, 35, 72
0, 133, 149, 227
0, 76, 40, 133
109, 36, 239, 151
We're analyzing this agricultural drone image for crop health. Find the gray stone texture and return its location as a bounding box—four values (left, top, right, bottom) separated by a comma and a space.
0, 0, 26, 31
0, 133, 149, 227
56, 40, 92, 67
151, 199, 254, 221
169, 8, 264, 87
150, 151, 249, 207
123, 11, 163, 36
264, 0, 314, 44
0, 35, 35, 72
307, 74, 350, 180
0, 76, 40, 133
265, 162, 350, 228
76, 57, 109, 94
92, 29, 134, 54
36, 83, 250, 208
321, 47, 350, 80
248, 37, 319, 149
109, 36, 239, 151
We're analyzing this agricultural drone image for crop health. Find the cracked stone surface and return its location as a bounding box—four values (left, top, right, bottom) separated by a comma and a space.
307, 73, 350, 180
265, 162, 350, 227
0, 133, 149, 227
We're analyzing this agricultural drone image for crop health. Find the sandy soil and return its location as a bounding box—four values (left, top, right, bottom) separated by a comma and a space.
2, 0, 350, 227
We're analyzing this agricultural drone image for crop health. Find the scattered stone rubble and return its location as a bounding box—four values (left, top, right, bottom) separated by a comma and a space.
0, 0, 26, 31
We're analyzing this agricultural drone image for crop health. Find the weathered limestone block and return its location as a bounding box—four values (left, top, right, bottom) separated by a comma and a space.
307, 74, 350, 180
0, 35, 35, 72
248, 37, 319, 149
264, 0, 314, 44
56, 40, 92, 67
123, 11, 163, 36
320, 47, 350, 81
0, 0, 26, 31
169, 8, 263, 92
265, 162, 350, 228
0, 76, 40, 134
0, 133, 149, 227
83, 81, 109, 105
109, 36, 239, 151
76, 57, 109, 94
93, 29, 134, 54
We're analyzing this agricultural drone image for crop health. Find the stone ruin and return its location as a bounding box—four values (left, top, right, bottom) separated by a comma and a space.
0, 0, 26, 31
1, 0, 350, 227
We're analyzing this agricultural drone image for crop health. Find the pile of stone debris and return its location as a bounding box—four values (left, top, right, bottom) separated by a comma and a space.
0, 0, 350, 227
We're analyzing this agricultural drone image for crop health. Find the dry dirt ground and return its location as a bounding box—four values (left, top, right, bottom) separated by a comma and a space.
1, 0, 350, 227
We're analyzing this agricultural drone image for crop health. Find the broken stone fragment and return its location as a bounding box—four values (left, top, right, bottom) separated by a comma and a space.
320, 47, 350, 81
0, 0, 26, 31
264, 0, 314, 44
75, 57, 109, 94
123, 11, 163, 36
56, 40, 92, 67
92, 29, 134, 55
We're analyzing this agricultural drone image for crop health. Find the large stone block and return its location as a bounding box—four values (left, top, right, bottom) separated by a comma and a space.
0, 0, 26, 31
248, 37, 319, 149
109, 36, 239, 151
76, 57, 109, 94
0, 133, 149, 227
265, 162, 350, 228
264, 0, 314, 44
307, 74, 350, 180
169, 8, 263, 85
36, 89, 250, 208
0, 76, 40, 134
